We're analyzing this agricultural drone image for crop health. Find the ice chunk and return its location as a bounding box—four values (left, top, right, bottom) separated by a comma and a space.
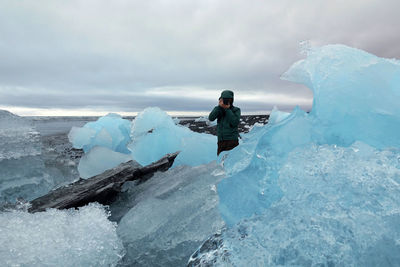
218, 44, 400, 226
281, 44, 400, 148
0, 203, 125, 266
68, 113, 131, 154
268, 106, 290, 125
115, 162, 225, 266
195, 116, 217, 126
209, 143, 400, 266
129, 107, 217, 166
0, 110, 53, 202
77, 146, 132, 179
0, 110, 41, 161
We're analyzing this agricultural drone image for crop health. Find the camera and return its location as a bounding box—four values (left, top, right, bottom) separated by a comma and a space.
223, 98, 230, 105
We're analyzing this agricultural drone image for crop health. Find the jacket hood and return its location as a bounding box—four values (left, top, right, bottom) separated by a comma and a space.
220, 90, 234, 99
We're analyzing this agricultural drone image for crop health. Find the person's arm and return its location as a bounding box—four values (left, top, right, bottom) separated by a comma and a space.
209, 106, 224, 121
225, 108, 241, 127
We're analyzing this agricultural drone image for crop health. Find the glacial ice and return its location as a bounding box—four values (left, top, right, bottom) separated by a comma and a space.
115, 161, 225, 266
268, 106, 290, 125
78, 146, 132, 179
0, 111, 53, 202
68, 113, 131, 154
215, 44, 400, 265
210, 143, 400, 266
0, 110, 41, 161
70, 108, 217, 178
0, 203, 125, 267
129, 107, 217, 166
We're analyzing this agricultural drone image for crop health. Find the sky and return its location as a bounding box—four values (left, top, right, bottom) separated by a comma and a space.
0, 0, 399, 116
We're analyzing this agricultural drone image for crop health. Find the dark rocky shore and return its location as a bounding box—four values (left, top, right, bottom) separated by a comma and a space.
178, 115, 269, 136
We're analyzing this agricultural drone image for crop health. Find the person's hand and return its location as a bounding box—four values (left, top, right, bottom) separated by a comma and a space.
219, 98, 230, 109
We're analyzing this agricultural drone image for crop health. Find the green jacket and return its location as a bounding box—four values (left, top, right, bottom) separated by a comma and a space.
209, 106, 241, 141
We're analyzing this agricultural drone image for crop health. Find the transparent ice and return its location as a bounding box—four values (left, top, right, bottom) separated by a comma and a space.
0, 111, 57, 202
0, 203, 125, 267
0, 110, 41, 161
115, 161, 225, 266
78, 146, 131, 179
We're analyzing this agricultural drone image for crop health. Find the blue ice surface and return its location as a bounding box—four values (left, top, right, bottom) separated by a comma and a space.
69, 107, 217, 178
68, 113, 131, 154
218, 43, 400, 231
129, 107, 217, 167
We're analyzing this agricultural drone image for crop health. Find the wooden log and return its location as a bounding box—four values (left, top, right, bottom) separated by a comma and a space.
28, 152, 179, 213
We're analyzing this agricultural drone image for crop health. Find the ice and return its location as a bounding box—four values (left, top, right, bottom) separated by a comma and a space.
129, 107, 217, 166
195, 116, 217, 126
78, 147, 132, 179
214, 44, 400, 265
68, 113, 131, 154
0, 111, 53, 202
0, 203, 125, 266
281, 44, 400, 148
70, 108, 217, 178
268, 106, 290, 125
219, 44, 400, 226
115, 161, 225, 266
68, 113, 132, 178
208, 143, 400, 266
0, 110, 41, 161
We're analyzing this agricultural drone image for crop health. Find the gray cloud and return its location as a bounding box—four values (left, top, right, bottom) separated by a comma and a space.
0, 0, 399, 114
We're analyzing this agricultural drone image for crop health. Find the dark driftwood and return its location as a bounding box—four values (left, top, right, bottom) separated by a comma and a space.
28, 152, 179, 213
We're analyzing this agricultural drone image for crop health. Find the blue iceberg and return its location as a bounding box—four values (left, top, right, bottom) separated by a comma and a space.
69, 108, 217, 178
129, 107, 217, 167
214, 44, 400, 265
68, 113, 131, 154
219, 44, 400, 225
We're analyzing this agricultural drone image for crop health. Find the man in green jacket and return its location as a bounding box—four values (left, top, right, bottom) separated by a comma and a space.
209, 90, 241, 155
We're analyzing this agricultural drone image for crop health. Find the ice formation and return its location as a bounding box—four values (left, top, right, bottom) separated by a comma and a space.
0, 110, 41, 161
129, 107, 217, 166
77, 146, 131, 179
68, 113, 132, 178
115, 162, 225, 266
0, 203, 124, 266
68, 113, 131, 154
0, 111, 53, 202
268, 106, 290, 125
206, 143, 400, 266
215, 44, 400, 264
70, 108, 217, 178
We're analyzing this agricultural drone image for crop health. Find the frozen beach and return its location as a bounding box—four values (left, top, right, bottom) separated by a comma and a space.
1, 44, 400, 266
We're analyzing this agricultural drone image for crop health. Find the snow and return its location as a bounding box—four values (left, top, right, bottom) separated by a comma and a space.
215, 44, 400, 264
0, 203, 125, 267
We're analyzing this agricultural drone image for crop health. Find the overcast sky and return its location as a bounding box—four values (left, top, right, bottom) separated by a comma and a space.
1, 0, 399, 116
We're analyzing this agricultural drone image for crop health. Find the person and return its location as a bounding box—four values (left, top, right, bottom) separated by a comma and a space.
208, 90, 241, 155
